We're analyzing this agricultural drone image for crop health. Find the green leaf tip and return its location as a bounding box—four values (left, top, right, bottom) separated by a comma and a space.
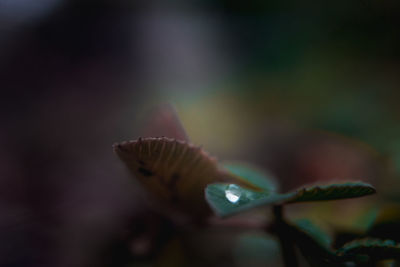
286, 181, 376, 203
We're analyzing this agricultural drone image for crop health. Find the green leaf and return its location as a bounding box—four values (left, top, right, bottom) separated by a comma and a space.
294, 219, 332, 249
205, 182, 376, 217
286, 220, 339, 266
286, 182, 376, 203
352, 206, 379, 231
234, 233, 281, 266
220, 161, 278, 192
367, 204, 400, 242
337, 238, 400, 261
205, 183, 288, 217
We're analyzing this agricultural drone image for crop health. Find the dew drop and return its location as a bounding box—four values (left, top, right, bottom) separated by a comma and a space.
225, 184, 241, 203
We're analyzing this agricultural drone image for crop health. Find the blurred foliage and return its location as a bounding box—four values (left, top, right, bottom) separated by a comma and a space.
221, 161, 279, 192
233, 233, 282, 267
294, 219, 332, 249
2, 0, 400, 266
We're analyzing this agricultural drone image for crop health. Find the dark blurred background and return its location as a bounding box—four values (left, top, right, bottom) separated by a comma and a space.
1, 0, 400, 266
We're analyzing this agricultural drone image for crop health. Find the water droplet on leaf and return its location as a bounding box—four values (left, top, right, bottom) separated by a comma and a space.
225, 184, 241, 203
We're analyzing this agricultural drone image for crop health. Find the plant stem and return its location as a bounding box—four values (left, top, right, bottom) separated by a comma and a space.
272, 205, 299, 267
